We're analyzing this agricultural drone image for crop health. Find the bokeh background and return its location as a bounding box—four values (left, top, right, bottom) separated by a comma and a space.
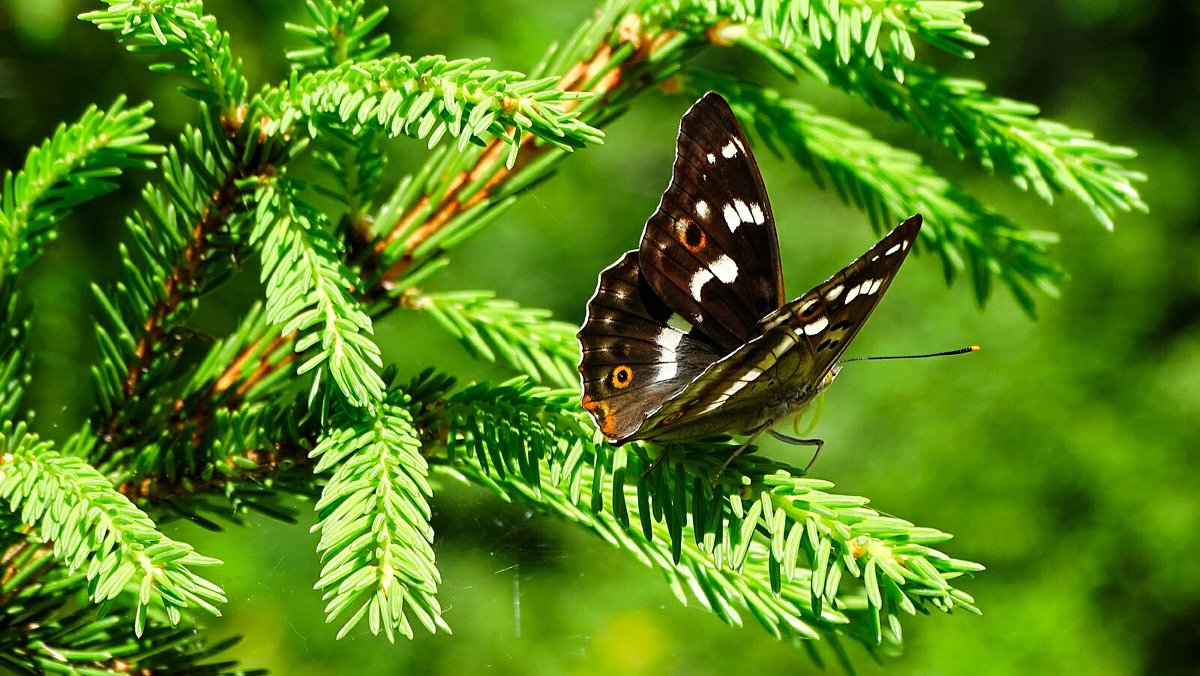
1, 1, 1197, 673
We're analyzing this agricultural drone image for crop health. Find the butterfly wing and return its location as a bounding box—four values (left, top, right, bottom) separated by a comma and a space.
761, 214, 924, 373
577, 251, 723, 442
637, 92, 785, 352
633, 215, 924, 442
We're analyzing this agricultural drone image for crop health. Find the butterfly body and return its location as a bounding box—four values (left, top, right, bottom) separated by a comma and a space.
578, 92, 922, 448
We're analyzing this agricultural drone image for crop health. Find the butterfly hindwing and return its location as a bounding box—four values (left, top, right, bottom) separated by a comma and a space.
637, 92, 785, 352
577, 251, 722, 442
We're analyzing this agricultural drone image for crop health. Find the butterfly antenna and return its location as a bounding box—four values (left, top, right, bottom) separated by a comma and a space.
842, 345, 980, 363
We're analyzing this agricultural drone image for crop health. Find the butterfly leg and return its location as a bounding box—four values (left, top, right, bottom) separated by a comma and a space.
768, 430, 825, 472
712, 425, 773, 486
640, 444, 673, 479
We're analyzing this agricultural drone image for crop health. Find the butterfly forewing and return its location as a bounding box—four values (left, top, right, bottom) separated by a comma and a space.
577, 251, 722, 441
762, 214, 924, 370
637, 92, 784, 352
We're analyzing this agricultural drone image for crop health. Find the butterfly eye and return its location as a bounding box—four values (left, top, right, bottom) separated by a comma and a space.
678, 220, 706, 252
610, 365, 634, 388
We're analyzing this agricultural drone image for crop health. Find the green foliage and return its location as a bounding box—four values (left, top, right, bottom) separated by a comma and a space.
1, 525, 255, 676
261, 55, 603, 167
657, 0, 989, 68
82, 0, 249, 110
0, 0, 1149, 673
88, 122, 234, 455
729, 23, 1147, 229
414, 290, 581, 387
286, 0, 391, 72
0, 298, 30, 423
254, 179, 386, 409
311, 393, 445, 640
0, 423, 226, 637
407, 373, 981, 658
0, 96, 158, 283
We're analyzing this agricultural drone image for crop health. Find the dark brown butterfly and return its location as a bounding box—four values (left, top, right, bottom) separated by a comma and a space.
577, 92, 923, 456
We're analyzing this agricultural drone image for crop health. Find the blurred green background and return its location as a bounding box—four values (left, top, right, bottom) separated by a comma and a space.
1, 1, 1196, 673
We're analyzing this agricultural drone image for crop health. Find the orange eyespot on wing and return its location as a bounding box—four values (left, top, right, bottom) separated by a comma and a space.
678, 220, 706, 252
661, 411, 685, 426
610, 365, 634, 389
798, 297, 825, 320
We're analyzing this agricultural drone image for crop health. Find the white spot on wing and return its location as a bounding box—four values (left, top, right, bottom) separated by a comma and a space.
901, 239, 910, 250
853, 279, 881, 296
721, 141, 738, 158
749, 202, 765, 224
803, 316, 829, 336
689, 268, 714, 301
710, 255, 739, 284
705, 367, 763, 405
719, 378, 751, 399
756, 334, 796, 372
760, 312, 787, 331
845, 286, 860, 304
696, 200, 710, 220
733, 199, 753, 225
825, 285, 844, 301
706, 152, 717, 164
885, 243, 902, 256
723, 204, 742, 232
656, 361, 678, 382
656, 327, 684, 353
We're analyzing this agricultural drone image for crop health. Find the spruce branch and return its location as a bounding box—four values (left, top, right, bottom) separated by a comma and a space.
200, 9, 629, 405
422, 378, 981, 658
406, 290, 581, 388
310, 394, 445, 640
358, 1, 689, 293
312, 127, 387, 243
1, 532, 258, 675
654, 0, 988, 71
122, 344, 319, 530
729, 26, 1147, 229
694, 76, 1063, 311
253, 179, 385, 410
437, 380, 596, 492
259, 55, 604, 165
0, 296, 30, 423
81, 0, 249, 112
0, 423, 226, 637
90, 122, 255, 466
0, 96, 159, 281
286, 0, 394, 73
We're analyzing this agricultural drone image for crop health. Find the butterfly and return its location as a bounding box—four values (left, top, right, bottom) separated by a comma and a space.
577, 92, 923, 459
